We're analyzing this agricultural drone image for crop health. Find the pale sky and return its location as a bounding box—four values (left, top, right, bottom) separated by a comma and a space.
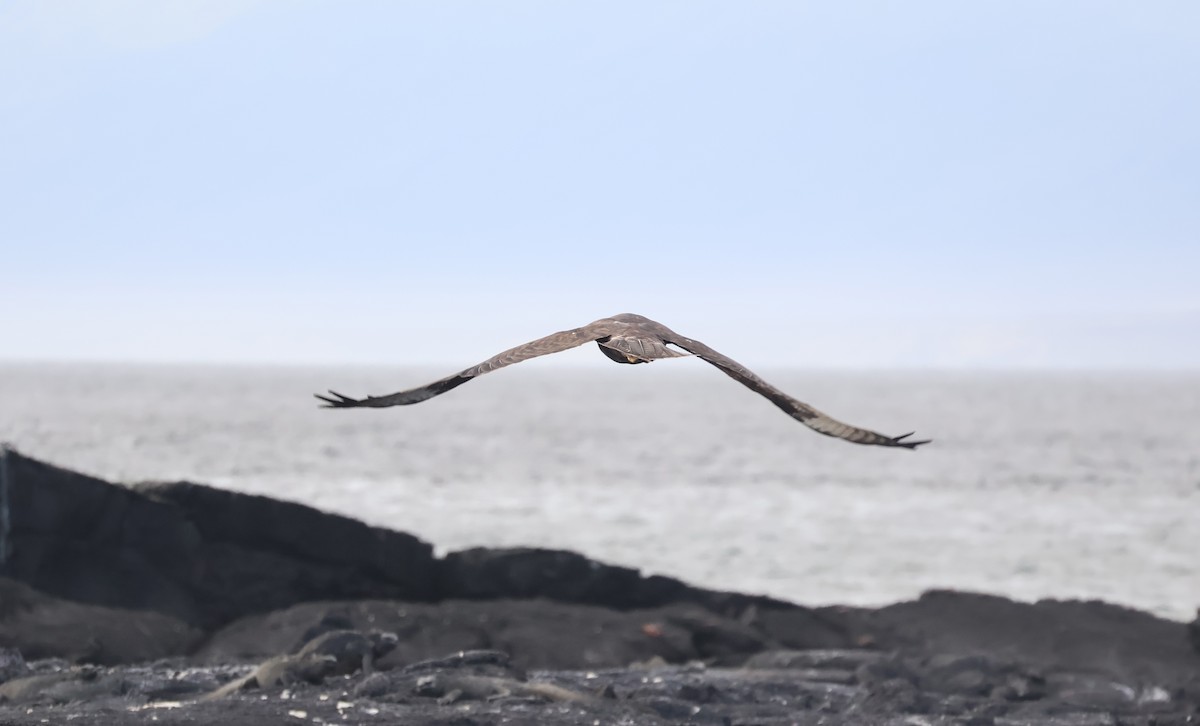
1, 1, 1197, 368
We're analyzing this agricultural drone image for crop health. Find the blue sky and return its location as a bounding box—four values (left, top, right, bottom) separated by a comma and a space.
1, 1, 1197, 368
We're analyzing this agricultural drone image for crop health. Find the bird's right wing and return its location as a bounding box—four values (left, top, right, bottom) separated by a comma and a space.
665, 334, 930, 449
315, 321, 615, 408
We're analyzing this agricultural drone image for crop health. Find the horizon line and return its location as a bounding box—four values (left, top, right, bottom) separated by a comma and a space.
2, 356, 1198, 375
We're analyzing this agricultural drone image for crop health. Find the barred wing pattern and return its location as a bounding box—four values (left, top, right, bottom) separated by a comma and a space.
666, 335, 930, 449
314, 324, 613, 408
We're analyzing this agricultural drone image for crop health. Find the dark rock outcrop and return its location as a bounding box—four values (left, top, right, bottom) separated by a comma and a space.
138, 480, 434, 597
437, 546, 833, 622
2, 446, 1200, 720
1, 447, 203, 622
1189, 607, 1200, 654
0, 577, 201, 665
0, 447, 849, 639
192, 598, 706, 671
3, 447, 1200, 725
0, 447, 435, 628
863, 589, 1200, 691
2, 652, 1194, 725
438, 546, 647, 606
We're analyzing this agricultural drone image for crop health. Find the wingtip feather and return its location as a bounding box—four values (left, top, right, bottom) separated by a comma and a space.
882, 431, 931, 449
314, 390, 359, 408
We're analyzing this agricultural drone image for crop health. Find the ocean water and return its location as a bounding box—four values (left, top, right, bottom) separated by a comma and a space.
1, 361, 1197, 620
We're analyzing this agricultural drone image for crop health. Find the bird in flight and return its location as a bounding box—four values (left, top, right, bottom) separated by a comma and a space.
315, 313, 930, 449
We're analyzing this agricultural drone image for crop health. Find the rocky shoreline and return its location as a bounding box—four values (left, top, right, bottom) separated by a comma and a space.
1, 447, 1198, 724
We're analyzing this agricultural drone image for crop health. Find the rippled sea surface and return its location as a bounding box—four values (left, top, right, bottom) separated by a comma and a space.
2, 361, 1197, 620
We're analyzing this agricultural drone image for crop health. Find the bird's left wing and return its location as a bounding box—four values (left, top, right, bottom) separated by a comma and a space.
315, 321, 615, 408
665, 334, 931, 449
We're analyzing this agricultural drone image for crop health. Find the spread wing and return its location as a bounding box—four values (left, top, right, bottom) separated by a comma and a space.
315, 321, 615, 408
665, 334, 930, 449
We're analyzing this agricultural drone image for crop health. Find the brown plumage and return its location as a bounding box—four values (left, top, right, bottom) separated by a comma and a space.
315, 313, 930, 449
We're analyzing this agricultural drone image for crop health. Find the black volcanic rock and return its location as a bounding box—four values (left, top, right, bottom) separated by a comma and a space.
3, 447, 1200, 726
0, 447, 848, 641
0, 447, 437, 629
437, 547, 646, 605
1, 449, 203, 622
1189, 607, 1200, 655
183, 540, 422, 627
0, 577, 201, 665
137, 480, 434, 596
436, 546, 851, 644
193, 597, 706, 671
863, 589, 1200, 691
